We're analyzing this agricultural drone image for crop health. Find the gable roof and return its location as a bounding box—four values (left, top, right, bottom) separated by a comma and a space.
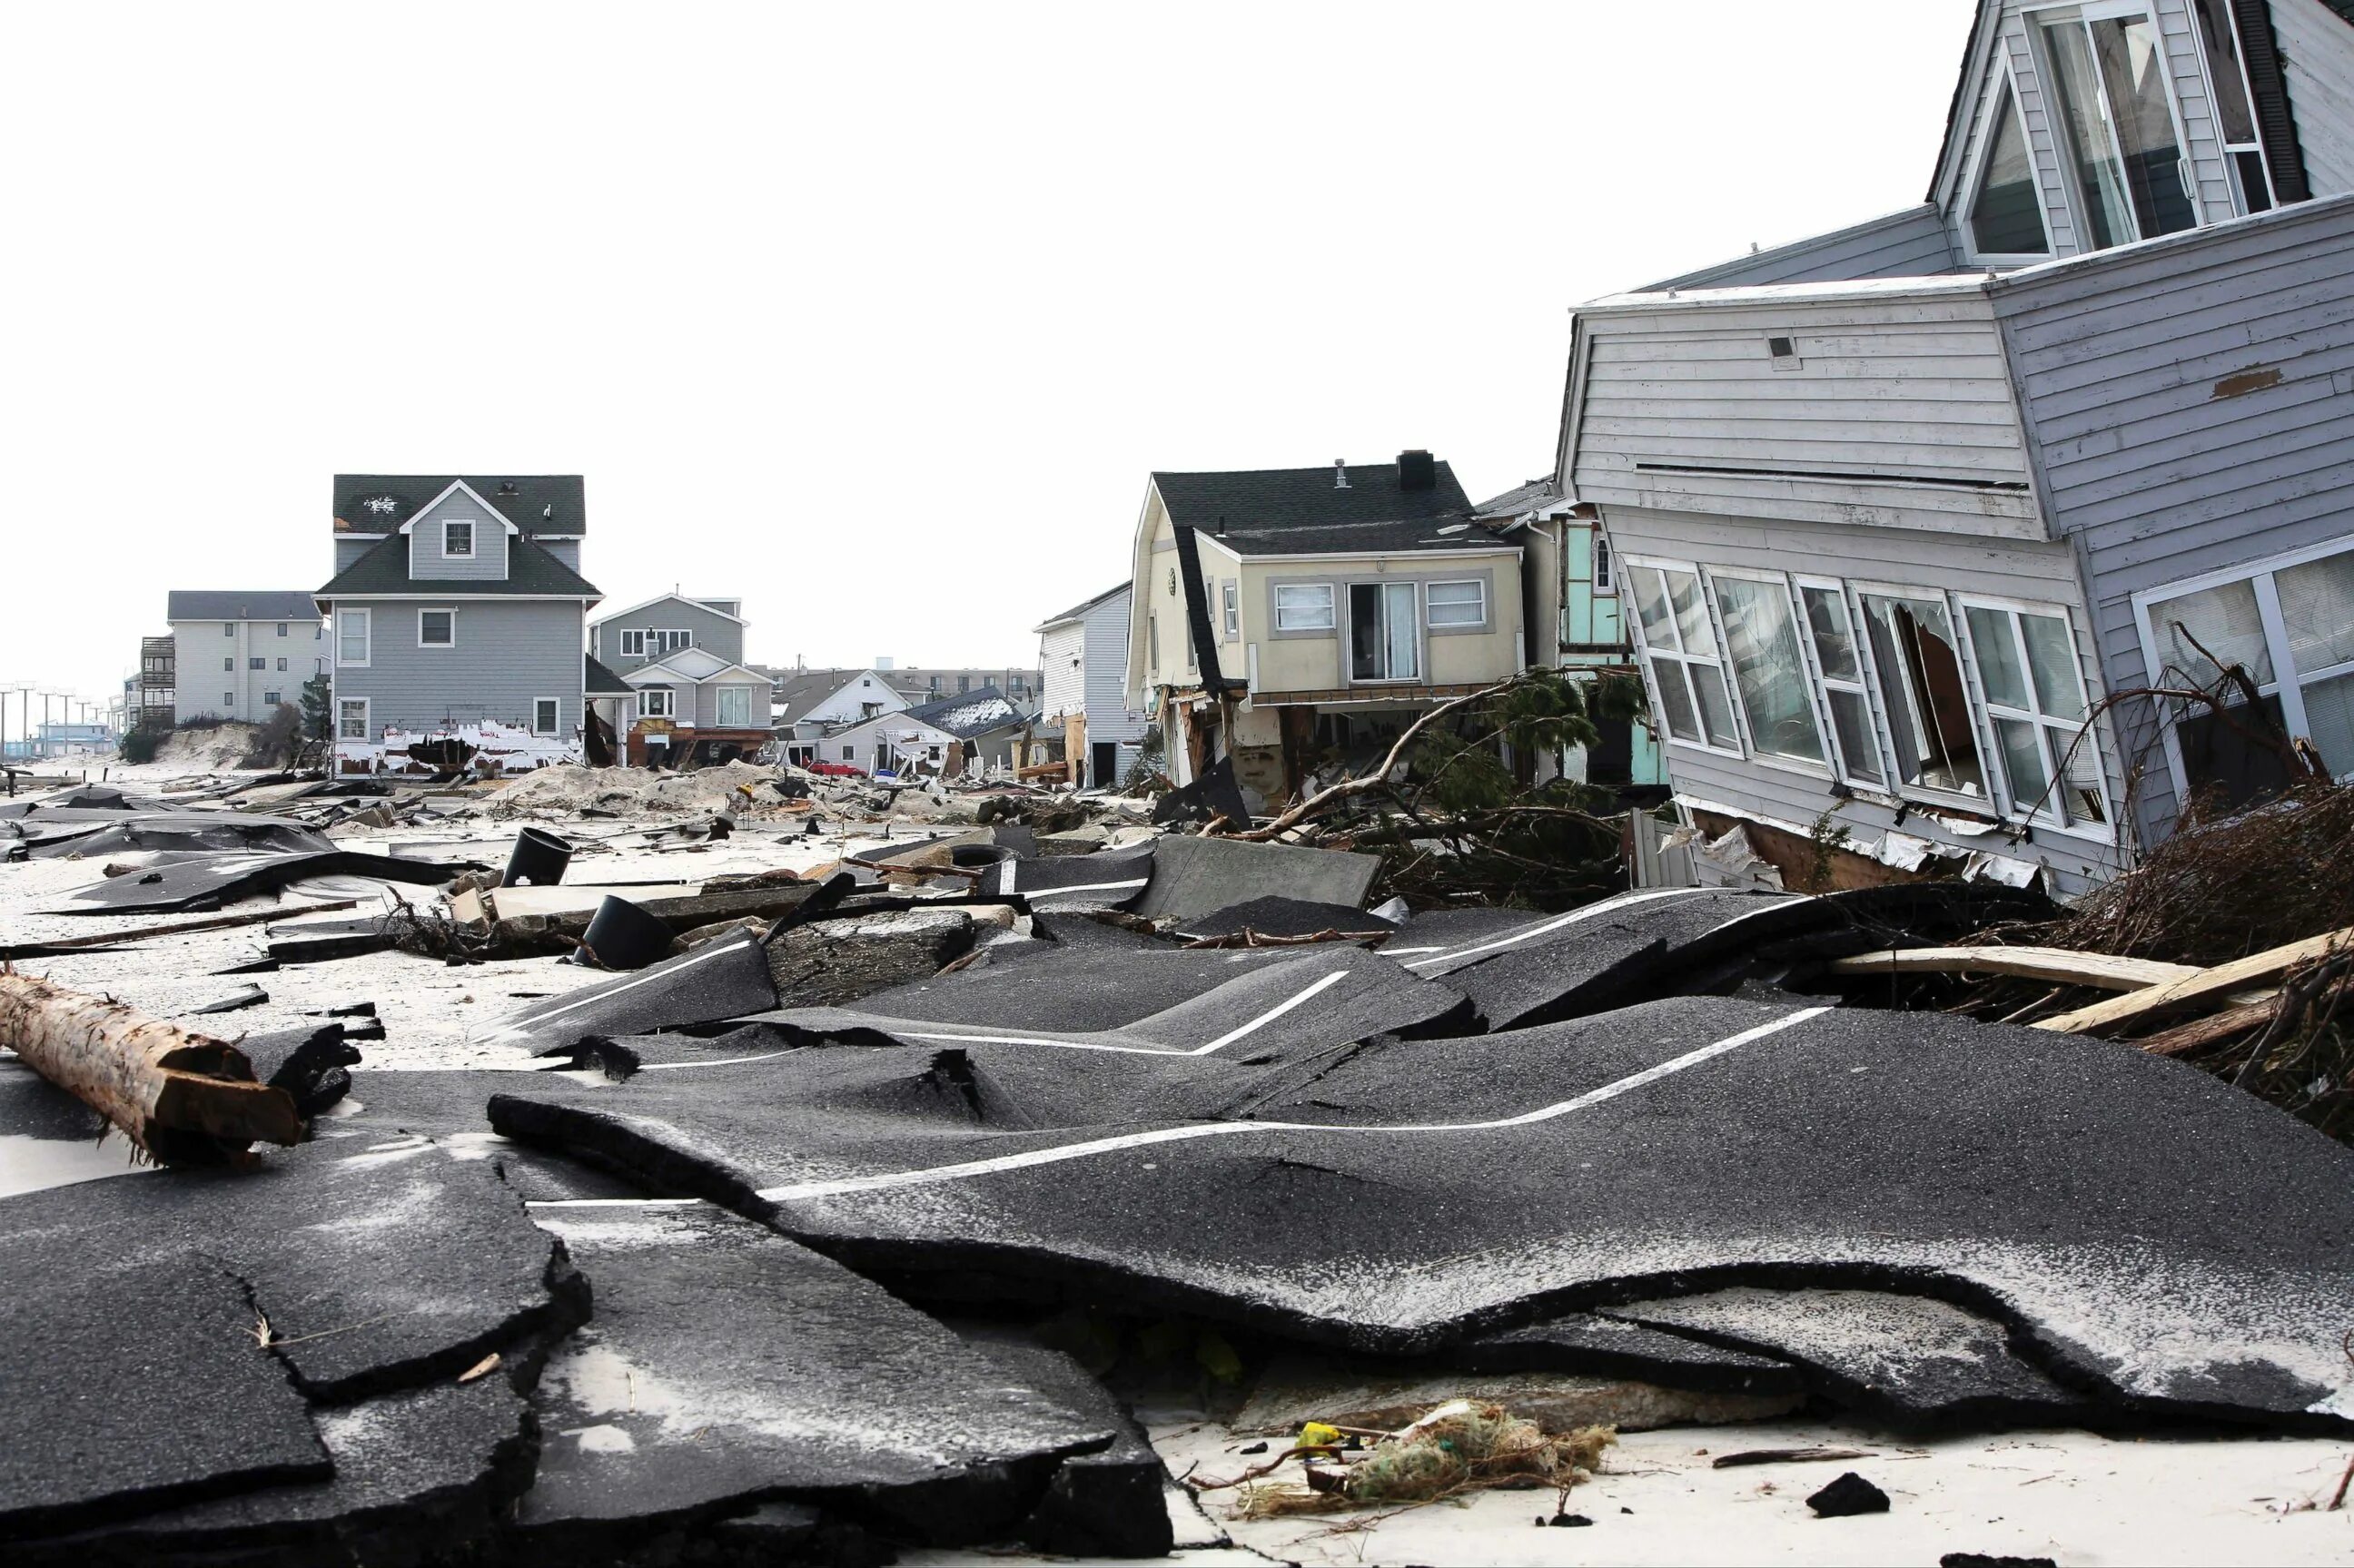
333, 475, 585, 537
764, 667, 904, 721
314, 534, 602, 601
625, 648, 772, 686
898, 685, 1026, 738
1152, 459, 1496, 557
585, 656, 635, 696
591, 592, 747, 628
1033, 581, 1131, 633
166, 590, 320, 623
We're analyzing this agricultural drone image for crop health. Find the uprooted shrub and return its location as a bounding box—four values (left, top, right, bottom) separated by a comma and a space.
1231, 1403, 1615, 1519
239, 703, 304, 769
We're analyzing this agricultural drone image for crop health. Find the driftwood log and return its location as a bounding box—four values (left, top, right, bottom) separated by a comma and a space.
0, 971, 302, 1164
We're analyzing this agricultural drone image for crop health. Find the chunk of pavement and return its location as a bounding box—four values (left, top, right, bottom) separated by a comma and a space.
1231, 1352, 1799, 1436
1805, 1471, 1891, 1517
60, 848, 466, 916
1603, 1287, 2098, 1427
483, 933, 780, 1059
0, 1258, 330, 1543
518, 1203, 1121, 1552
1035, 824, 1113, 857
1177, 895, 1394, 942
0, 1136, 587, 1405
16, 1374, 537, 1566
979, 847, 1156, 912
1132, 833, 1380, 923
764, 909, 976, 1008
236, 1022, 363, 1118
973, 1339, 1175, 1558
1447, 1313, 1806, 1398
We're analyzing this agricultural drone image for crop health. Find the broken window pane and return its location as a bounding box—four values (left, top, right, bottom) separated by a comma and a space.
1971, 83, 2051, 255
2148, 579, 2273, 686
1862, 592, 1985, 797
2021, 613, 2088, 722
1713, 576, 1824, 764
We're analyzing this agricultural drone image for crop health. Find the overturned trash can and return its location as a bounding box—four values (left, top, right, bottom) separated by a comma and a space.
578, 894, 674, 971
505, 827, 574, 888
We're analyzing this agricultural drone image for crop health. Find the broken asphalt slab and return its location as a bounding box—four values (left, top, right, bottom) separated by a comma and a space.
479, 932, 779, 1058
488, 995, 2354, 1429
977, 845, 1154, 911
1132, 833, 1380, 923
59, 849, 471, 915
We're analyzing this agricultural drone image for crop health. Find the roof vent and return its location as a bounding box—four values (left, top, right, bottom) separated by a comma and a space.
543, 503, 554, 519
1216, 515, 1227, 536
1398, 449, 1438, 491
1333, 459, 1350, 490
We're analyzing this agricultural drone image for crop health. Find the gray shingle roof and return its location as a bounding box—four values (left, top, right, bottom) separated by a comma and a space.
585, 656, 634, 696
333, 475, 585, 537
165, 591, 321, 623
1209, 519, 1515, 558
899, 686, 1025, 739
1033, 581, 1130, 632
1153, 459, 1473, 533
314, 535, 602, 600
1471, 477, 1563, 521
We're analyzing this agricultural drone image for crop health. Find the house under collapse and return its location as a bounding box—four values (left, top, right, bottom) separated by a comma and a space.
1558, 0, 2354, 897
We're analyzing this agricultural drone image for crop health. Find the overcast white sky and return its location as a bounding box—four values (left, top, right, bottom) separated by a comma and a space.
2, 0, 1977, 710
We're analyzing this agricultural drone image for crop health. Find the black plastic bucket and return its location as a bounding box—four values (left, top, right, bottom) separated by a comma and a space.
579, 895, 674, 971
505, 827, 573, 888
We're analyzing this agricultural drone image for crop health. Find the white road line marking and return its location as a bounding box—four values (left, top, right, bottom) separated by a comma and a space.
1025, 877, 1152, 899
1194, 968, 1352, 1053
898, 968, 1354, 1059
757, 1006, 1830, 1203
525, 1198, 708, 1208
475, 940, 753, 1044
638, 1050, 796, 1071
1400, 886, 1720, 971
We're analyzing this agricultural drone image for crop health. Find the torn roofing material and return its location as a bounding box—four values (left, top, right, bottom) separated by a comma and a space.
60, 849, 471, 916
488, 995, 2354, 1428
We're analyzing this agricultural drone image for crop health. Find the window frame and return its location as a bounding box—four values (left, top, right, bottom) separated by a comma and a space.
1591, 528, 1616, 596
532, 697, 560, 736
638, 686, 675, 720
1222, 580, 1241, 639
1272, 582, 1338, 634
1958, 63, 2059, 266
337, 697, 371, 742
336, 608, 371, 668
618, 628, 648, 658
442, 519, 476, 558
417, 608, 457, 649
263, 689, 282, 707
248, 656, 266, 670
1699, 567, 1835, 781
1425, 577, 1489, 631
1847, 577, 2005, 814
715, 685, 754, 727
2189, 0, 2278, 213
2028, 1, 2206, 250
1623, 556, 1745, 759
1793, 576, 1893, 790
275, 623, 288, 637
653, 628, 693, 656
1953, 593, 2114, 838
276, 657, 288, 672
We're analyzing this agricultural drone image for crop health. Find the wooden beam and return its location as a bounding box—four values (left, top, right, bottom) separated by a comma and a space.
2131, 996, 2281, 1058
1827, 946, 2201, 993
2035, 926, 2354, 1036
0, 971, 302, 1162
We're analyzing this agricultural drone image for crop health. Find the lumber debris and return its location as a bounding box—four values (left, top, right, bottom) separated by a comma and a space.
2036, 925, 2354, 1036
2132, 997, 2282, 1058
1829, 946, 2201, 993
0, 971, 302, 1163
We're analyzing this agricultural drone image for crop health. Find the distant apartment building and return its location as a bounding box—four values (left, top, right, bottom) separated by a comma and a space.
163, 591, 326, 725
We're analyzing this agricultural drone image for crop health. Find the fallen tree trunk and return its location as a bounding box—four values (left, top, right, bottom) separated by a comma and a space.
0, 971, 302, 1164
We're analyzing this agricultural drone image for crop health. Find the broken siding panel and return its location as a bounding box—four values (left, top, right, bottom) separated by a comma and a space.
1642, 207, 1958, 291
2274, 0, 2354, 195
404, 489, 510, 582
1600, 504, 2126, 900
331, 598, 583, 738
1996, 193, 2354, 839
1039, 622, 1085, 721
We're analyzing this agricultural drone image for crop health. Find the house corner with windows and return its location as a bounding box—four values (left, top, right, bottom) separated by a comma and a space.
1123, 452, 1530, 811
1557, 0, 2354, 899
315, 475, 601, 774
587, 592, 774, 767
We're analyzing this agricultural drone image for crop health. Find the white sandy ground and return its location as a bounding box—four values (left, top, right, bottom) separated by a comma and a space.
5, 765, 2354, 1564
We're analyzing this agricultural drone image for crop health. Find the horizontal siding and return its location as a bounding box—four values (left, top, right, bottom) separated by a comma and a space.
407, 489, 509, 582
1601, 506, 2128, 901
331, 598, 584, 738
2275, 0, 2354, 196
1996, 193, 2354, 842
1039, 623, 1085, 720
592, 596, 746, 676
1083, 595, 1148, 742
1643, 207, 1957, 291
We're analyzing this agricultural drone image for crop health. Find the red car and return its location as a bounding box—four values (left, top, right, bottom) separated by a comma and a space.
805, 760, 864, 777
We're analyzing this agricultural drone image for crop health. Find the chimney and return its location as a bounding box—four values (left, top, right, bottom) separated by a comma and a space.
1398, 449, 1437, 491
1333, 459, 1350, 490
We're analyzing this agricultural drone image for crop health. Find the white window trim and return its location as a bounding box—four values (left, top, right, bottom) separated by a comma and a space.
336, 607, 371, 669
1845, 577, 2010, 816
1221, 580, 1240, 640
618, 628, 648, 657
653, 628, 693, 656
417, 607, 458, 648
442, 519, 476, 558
1346, 580, 1428, 685
1957, 60, 2060, 267
1793, 576, 1894, 792
2027, 2, 2211, 245
714, 685, 755, 727
1272, 582, 1338, 633
336, 696, 371, 743
1624, 556, 1745, 760
1953, 593, 2116, 841
2191, 0, 2276, 212
532, 697, 561, 736
1698, 567, 1835, 782
1591, 528, 1616, 596
638, 687, 675, 720
1425, 577, 1490, 631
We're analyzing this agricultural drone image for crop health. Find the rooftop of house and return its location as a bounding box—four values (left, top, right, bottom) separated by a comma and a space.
899, 685, 1025, 738
314, 535, 603, 600
1034, 581, 1131, 632
763, 667, 894, 720
166, 591, 321, 623
332, 476, 585, 537
1470, 477, 1565, 522
1156, 455, 1499, 557
585, 656, 634, 697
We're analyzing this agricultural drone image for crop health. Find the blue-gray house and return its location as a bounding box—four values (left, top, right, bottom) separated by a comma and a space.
315, 475, 603, 773
1558, 0, 2354, 899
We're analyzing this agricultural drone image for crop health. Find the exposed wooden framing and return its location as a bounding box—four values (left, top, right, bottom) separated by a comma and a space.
2035, 926, 2354, 1036
1827, 946, 2201, 992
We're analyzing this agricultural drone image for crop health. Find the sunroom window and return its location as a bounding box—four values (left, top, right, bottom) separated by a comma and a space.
1970, 81, 2052, 256
1963, 605, 2106, 826
1858, 591, 1986, 798
1627, 564, 1738, 750
1799, 585, 1885, 785
2040, 7, 2197, 251
1711, 575, 1825, 765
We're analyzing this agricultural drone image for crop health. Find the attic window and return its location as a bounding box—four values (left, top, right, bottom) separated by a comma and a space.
1766, 337, 1801, 370
443, 520, 475, 557
1968, 80, 2052, 258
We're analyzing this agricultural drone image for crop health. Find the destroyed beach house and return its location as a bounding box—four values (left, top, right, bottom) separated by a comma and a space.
826, 685, 1029, 777
317, 476, 603, 774
1559, 0, 2354, 897
1126, 452, 1528, 808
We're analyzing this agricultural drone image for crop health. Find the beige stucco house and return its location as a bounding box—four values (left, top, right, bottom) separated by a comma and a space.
1124, 451, 1528, 808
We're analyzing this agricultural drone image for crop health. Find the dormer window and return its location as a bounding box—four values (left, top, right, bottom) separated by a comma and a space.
1968, 80, 2052, 258
443, 520, 475, 557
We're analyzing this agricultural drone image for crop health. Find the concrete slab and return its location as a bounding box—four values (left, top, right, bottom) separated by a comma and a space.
1134, 835, 1380, 923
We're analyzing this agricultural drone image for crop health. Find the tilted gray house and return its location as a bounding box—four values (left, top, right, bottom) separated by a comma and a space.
1558, 0, 2354, 898
315, 476, 602, 773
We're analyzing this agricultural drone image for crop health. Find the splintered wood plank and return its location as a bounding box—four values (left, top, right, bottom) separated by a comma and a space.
1828, 946, 2202, 992
2035, 926, 2354, 1036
